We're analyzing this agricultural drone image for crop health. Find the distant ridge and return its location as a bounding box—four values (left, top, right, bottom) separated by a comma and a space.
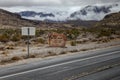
0, 9, 40, 28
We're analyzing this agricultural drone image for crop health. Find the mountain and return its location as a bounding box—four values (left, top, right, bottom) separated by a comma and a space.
69, 4, 119, 21
0, 9, 77, 29
19, 11, 69, 21
0, 9, 40, 28
0, 6, 120, 29
18, 3, 120, 21
19, 11, 55, 18
95, 12, 120, 30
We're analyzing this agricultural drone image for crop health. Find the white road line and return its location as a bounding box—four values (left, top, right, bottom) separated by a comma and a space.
0, 50, 120, 79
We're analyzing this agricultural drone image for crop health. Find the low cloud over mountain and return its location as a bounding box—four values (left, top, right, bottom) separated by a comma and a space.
16, 3, 120, 21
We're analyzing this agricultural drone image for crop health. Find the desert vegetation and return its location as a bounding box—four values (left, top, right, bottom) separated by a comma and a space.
0, 26, 119, 44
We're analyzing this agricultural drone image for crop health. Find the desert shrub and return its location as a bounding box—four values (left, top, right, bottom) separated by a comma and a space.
0, 29, 21, 42
76, 41, 82, 44
30, 55, 36, 58
48, 51, 56, 56
101, 38, 110, 43
66, 28, 80, 40
1, 51, 8, 55
22, 49, 26, 52
70, 50, 78, 53
60, 51, 67, 54
67, 34, 74, 40
76, 40, 87, 44
36, 38, 45, 44
11, 33, 21, 41
55, 29, 65, 33
97, 29, 111, 37
36, 30, 45, 37
0, 46, 5, 51
0, 33, 10, 42
70, 41, 76, 46
11, 56, 22, 61
80, 49, 88, 51
6, 46, 14, 50
91, 39, 98, 42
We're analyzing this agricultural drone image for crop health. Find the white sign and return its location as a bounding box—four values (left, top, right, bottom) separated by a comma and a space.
22, 27, 36, 36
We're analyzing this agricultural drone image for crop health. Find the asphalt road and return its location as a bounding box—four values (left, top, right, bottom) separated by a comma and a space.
0, 46, 120, 80
111, 76, 120, 80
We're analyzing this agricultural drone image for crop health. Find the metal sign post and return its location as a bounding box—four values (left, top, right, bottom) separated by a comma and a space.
27, 28, 30, 58
22, 27, 36, 58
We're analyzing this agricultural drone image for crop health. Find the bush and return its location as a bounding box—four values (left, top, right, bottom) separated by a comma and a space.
30, 55, 36, 58
80, 49, 88, 51
97, 28, 115, 38
70, 41, 76, 46
60, 51, 67, 54
11, 56, 22, 61
1, 51, 8, 55
22, 49, 26, 52
66, 28, 80, 40
6, 46, 14, 50
36, 38, 45, 44
36, 30, 45, 37
0, 33, 10, 42
70, 50, 78, 53
11, 33, 21, 41
0, 29, 21, 42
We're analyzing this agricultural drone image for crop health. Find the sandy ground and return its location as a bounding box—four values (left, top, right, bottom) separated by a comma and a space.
0, 38, 120, 67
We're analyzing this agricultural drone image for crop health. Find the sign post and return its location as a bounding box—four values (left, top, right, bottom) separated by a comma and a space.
22, 27, 35, 58
27, 28, 30, 58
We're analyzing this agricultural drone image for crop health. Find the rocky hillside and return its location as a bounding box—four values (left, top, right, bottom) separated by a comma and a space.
96, 12, 120, 29
0, 9, 40, 28
0, 9, 97, 29
0, 9, 75, 29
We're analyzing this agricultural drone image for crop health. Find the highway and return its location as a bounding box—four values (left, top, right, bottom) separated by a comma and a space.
0, 46, 120, 80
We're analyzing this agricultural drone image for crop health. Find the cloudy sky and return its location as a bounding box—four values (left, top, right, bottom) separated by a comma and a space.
0, 0, 120, 7
0, 0, 120, 12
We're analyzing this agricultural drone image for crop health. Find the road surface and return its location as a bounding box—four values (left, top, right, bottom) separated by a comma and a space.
0, 46, 120, 80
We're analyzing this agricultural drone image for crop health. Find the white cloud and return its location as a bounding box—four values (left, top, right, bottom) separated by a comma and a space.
0, 0, 62, 7
0, 0, 119, 7
0, 0, 120, 17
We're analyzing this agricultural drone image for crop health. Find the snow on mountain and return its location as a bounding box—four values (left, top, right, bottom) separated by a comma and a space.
69, 4, 120, 21
18, 3, 120, 21
19, 11, 71, 21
